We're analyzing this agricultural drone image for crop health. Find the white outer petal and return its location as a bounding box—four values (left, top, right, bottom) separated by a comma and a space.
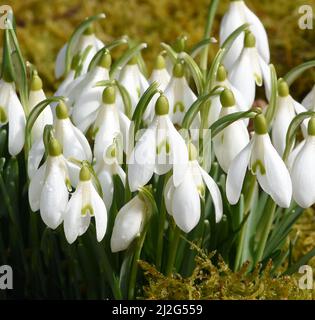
229, 49, 256, 107
110, 196, 145, 252
28, 138, 45, 178
40, 158, 68, 229
291, 136, 315, 208
220, 1, 245, 70
29, 89, 53, 142
263, 134, 292, 208
172, 170, 200, 233
55, 43, 67, 79
128, 121, 157, 191
302, 85, 315, 110
271, 96, 296, 156
8, 88, 26, 156
63, 184, 84, 244
91, 184, 107, 242
243, 3, 270, 63
199, 165, 223, 223
166, 117, 189, 187
28, 163, 46, 212
213, 106, 250, 173
226, 141, 252, 205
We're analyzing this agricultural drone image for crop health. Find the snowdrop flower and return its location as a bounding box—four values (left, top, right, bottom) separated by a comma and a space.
128, 94, 188, 192
164, 143, 223, 233
226, 114, 292, 207
271, 79, 304, 156
0, 78, 26, 156
54, 101, 92, 162
110, 195, 148, 252
290, 117, 315, 208
213, 89, 250, 173
71, 51, 111, 133
143, 55, 171, 124
53, 54, 84, 112
302, 84, 315, 110
229, 31, 271, 108
28, 138, 70, 229
29, 72, 53, 142
64, 165, 107, 244
118, 56, 149, 115
55, 25, 104, 79
164, 62, 197, 126
220, 0, 270, 70
93, 87, 130, 162
27, 100, 92, 178
208, 64, 249, 127
95, 142, 126, 210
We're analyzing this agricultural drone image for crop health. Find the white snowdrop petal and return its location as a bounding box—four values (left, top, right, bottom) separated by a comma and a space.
291, 137, 315, 208
263, 135, 292, 208
128, 122, 157, 192
63, 186, 83, 244
91, 186, 107, 242
199, 166, 223, 223
28, 163, 46, 212
226, 141, 252, 205
8, 88, 26, 156
172, 171, 200, 233
243, 3, 270, 63
110, 196, 145, 252
40, 161, 68, 229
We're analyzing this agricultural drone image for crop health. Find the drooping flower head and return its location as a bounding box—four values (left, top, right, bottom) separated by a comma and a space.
226, 113, 292, 207
128, 94, 188, 192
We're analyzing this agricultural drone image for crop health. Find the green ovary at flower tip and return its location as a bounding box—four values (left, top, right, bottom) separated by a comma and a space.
0, 0, 315, 300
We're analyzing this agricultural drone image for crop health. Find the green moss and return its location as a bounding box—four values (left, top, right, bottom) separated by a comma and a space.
140, 249, 314, 300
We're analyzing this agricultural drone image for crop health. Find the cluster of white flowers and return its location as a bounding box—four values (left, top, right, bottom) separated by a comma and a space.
1, 0, 314, 254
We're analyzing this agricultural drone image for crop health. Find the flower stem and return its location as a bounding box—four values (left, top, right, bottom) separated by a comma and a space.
254, 197, 276, 264
156, 175, 167, 270
128, 227, 148, 299
200, 0, 220, 74
165, 225, 181, 276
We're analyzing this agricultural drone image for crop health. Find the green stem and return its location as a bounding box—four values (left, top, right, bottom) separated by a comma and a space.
254, 197, 277, 264
156, 176, 168, 270
200, 0, 220, 74
128, 227, 148, 299
165, 225, 181, 276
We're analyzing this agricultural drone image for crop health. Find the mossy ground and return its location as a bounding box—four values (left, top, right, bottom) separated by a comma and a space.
1, 0, 315, 299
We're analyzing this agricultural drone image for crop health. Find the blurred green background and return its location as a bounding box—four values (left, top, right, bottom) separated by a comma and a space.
1, 0, 315, 99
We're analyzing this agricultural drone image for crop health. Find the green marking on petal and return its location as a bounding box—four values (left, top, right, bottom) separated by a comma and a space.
66, 178, 72, 192
137, 87, 141, 98
81, 204, 94, 216
197, 185, 205, 198
251, 160, 266, 175
165, 139, 170, 154
156, 139, 170, 154
0, 107, 8, 124
254, 73, 262, 86
173, 101, 185, 113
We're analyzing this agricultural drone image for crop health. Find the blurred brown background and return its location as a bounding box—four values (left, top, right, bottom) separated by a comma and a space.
1, 0, 315, 99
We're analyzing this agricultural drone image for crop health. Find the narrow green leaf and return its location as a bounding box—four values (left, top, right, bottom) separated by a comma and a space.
88, 36, 129, 72
178, 52, 204, 94
210, 108, 261, 138
265, 64, 278, 127
285, 247, 315, 275
160, 42, 178, 64
182, 87, 221, 129
284, 60, 315, 86
65, 13, 106, 75
283, 111, 315, 161
110, 43, 147, 79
